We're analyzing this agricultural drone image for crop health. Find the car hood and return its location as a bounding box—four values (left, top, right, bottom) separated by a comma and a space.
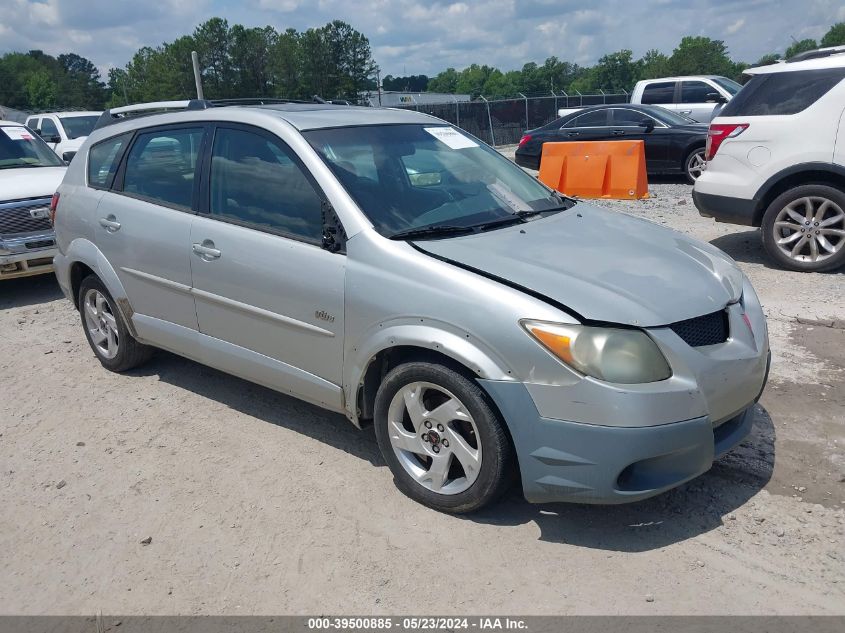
0, 166, 66, 202
415, 204, 743, 327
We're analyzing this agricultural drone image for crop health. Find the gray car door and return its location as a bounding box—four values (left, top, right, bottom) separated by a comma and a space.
189, 124, 345, 409
95, 126, 205, 338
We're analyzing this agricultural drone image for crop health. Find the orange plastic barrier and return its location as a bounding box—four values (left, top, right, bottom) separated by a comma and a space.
537, 140, 649, 199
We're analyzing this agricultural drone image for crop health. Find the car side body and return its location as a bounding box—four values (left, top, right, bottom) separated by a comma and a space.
693, 47, 845, 271
24, 111, 101, 162
53, 103, 770, 511
630, 75, 740, 123
514, 104, 708, 182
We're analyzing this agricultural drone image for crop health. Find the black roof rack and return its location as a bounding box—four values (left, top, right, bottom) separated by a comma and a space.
92, 96, 339, 131
786, 45, 845, 63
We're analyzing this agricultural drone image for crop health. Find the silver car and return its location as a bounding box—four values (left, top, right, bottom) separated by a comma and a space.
53, 101, 770, 513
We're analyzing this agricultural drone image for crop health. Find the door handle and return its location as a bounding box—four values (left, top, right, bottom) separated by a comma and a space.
192, 240, 221, 260
611, 130, 625, 136
99, 215, 121, 232
566, 132, 580, 137
679, 110, 692, 115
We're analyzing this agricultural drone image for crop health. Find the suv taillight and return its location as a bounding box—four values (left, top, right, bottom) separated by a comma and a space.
518, 134, 532, 147
705, 123, 749, 161
49, 192, 60, 226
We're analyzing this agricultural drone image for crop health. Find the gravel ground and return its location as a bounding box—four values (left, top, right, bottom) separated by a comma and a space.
0, 149, 843, 615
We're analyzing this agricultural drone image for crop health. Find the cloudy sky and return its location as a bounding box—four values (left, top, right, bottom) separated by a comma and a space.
2, 0, 844, 78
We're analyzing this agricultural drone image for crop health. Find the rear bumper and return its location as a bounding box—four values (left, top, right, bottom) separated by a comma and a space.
514, 151, 540, 171
692, 189, 760, 226
479, 363, 765, 504
0, 232, 57, 280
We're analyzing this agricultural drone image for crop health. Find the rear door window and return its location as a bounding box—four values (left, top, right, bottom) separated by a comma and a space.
641, 81, 676, 105
564, 109, 610, 127
721, 68, 845, 116
680, 81, 715, 103
88, 133, 132, 189
121, 128, 204, 210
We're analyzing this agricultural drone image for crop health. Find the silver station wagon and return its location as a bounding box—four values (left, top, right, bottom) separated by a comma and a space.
53, 100, 770, 513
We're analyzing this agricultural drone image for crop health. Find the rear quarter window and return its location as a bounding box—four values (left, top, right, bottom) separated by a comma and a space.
641, 81, 675, 105
87, 133, 131, 189
721, 68, 845, 116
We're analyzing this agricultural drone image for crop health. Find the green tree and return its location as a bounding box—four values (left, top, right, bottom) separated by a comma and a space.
193, 17, 233, 98
591, 49, 639, 91
454, 64, 496, 97
754, 53, 781, 66
270, 28, 303, 98
638, 49, 670, 79
427, 68, 459, 93
669, 36, 734, 76
821, 23, 845, 47
26, 69, 56, 109
784, 38, 817, 59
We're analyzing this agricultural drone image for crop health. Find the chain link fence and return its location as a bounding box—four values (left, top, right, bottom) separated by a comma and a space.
393, 91, 629, 146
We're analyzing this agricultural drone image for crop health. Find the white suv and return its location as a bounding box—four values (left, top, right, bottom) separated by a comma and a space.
630, 76, 741, 123
24, 111, 101, 162
693, 47, 845, 272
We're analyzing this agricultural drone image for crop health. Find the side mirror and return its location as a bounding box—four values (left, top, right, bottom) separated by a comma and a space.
706, 92, 727, 104
34, 128, 42, 136
50, 135, 62, 144
639, 119, 655, 132
62, 151, 76, 163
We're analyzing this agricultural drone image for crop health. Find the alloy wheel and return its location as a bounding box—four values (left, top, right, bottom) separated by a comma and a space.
83, 288, 120, 359
772, 196, 845, 264
386, 381, 482, 495
686, 150, 706, 181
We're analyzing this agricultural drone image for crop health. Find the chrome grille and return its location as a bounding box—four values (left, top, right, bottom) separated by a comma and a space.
0, 197, 53, 236
669, 310, 729, 347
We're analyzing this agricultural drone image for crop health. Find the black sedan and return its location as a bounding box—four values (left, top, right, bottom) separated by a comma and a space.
515, 104, 708, 183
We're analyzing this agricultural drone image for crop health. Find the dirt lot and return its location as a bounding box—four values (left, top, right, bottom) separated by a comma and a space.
1, 159, 843, 615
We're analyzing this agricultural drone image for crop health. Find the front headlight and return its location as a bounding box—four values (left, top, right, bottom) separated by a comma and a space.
521, 320, 672, 384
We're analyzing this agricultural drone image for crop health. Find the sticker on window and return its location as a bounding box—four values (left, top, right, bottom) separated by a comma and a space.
1, 127, 35, 141
424, 127, 478, 149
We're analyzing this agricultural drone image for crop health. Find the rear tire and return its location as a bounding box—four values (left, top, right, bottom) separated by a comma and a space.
761, 184, 845, 272
78, 275, 153, 372
684, 147, 706, 184
374, 362, 514, 513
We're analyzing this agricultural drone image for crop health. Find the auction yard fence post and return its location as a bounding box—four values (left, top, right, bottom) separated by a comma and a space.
479, 96, 495, 146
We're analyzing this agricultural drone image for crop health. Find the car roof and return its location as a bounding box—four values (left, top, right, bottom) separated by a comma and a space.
0, 120, 24, 126
253, 104, 438, 130
91, 102, 440, 135
746, 50, 845, 75
636, 76, 726, 83
30, 111, 103, 118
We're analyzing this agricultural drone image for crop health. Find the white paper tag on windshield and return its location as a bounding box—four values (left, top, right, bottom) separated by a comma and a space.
1, 126, 35, 141
424, 126, 478, 149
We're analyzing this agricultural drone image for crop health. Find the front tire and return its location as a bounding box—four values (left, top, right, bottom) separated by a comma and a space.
374, 362, 514, 513
761, 184, 845, 272
78, 275, 153, 372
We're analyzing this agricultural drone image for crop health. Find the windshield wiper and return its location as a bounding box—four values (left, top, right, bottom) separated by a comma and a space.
389, 224, 476, 240
0, 163, 42, 169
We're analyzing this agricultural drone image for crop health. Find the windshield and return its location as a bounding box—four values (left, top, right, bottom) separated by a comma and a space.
712, 77, 742, 95
0, 125, 64, 169
59, 115, 99, 139
304, 124, 567, 237
648, 107, 700, 126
